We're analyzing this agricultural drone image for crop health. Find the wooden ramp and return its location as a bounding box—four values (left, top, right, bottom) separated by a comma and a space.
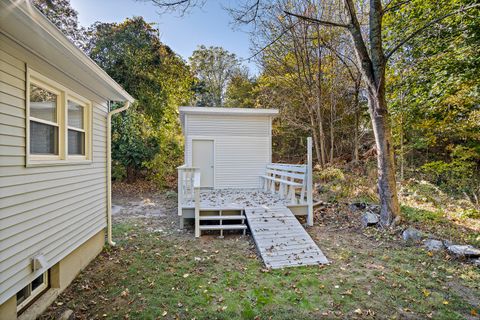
245, 206, 329, 269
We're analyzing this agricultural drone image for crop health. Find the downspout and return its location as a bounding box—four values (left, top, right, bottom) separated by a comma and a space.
106, 101, 131, 246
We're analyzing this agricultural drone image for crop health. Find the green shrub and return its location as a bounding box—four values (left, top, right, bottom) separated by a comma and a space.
111, 162, 126, 181
315, 166, 345, 182
111, 105, 159, 182
420, 146, 480, 201
459, 208, 480, 219
401, 205, 445, 223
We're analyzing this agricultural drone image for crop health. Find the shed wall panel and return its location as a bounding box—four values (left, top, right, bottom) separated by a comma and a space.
185, 114, 272, 188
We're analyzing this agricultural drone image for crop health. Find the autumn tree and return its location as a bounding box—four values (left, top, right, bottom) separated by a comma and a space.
385, 0, 480, 202
125, 0, 480, 219
224, 71, 258, 108
281, 0, 479, 225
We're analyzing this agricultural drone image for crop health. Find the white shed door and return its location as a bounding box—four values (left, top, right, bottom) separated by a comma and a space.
192, 140, 214, 188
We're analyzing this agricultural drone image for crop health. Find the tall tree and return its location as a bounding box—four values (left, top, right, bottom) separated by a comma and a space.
224, 71, 258, 108
189, 45, 242, 107
132, 0, 479, 220
87, 17, 194, 182
283, 0, 478, 226
32, 0, 87, 48
386, 0, 480, 201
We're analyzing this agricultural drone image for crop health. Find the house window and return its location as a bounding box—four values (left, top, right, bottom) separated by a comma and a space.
27, 69, 91, 165
16, 272, 49, 313
29, 84, 59, 155
67, 100, 86, 155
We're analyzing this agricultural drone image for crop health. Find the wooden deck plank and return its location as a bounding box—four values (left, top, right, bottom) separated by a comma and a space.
245, 206, 329, 269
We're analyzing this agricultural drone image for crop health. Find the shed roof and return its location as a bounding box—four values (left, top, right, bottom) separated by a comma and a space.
179, 106, 279, 129
0, 0, 134, 103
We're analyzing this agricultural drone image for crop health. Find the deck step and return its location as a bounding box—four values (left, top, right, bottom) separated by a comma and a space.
199, 224, 248, 231
199, 215, 246, 221
199, 206, 244, 211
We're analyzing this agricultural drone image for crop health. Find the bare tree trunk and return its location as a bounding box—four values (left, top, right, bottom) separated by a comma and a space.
367, 89, 400, 226
309, 110, 323, 166
353, 80, 360, 162
347, 0, 400, 225
329, 89, 335, 163
317, 109, 327, 166
399, 113, 404, 181
315, 29, 327, 167
398, 90, 405, 181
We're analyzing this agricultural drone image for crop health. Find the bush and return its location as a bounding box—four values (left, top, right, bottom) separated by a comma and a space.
111, 162, 126, 181
314, 166, 345, 182
401, 205, 445, 223
420, 146, 480, 203
111, 105, 159, 182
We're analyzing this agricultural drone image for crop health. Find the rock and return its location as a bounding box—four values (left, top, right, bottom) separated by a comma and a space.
349, 202, 366, 211
423, 239, 444, 251
367, 204, 381, 214
59, 309, 73, 320
402, 227, 424, 242
447, 245, 480, 258
361, 211, 379, 227
443, 240, 454, 248
472, 259, 480, 267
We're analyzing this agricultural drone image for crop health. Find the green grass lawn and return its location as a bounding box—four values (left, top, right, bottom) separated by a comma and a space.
40, 210, 479, 319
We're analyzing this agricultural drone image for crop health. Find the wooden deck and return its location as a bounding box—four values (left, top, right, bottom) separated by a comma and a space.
179, 188, 328, 268
245, 206, 329, 269
182, 188, 291, 209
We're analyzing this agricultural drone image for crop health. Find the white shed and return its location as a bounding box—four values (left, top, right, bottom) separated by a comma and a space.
177, 108, 320, 266
179, 107, 279, 189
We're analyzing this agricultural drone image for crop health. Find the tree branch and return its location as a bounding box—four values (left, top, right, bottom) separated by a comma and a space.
243, 21, 298, 61
284, 11, 349, 28
385, 3, 480, 60
383, 0, 412, 14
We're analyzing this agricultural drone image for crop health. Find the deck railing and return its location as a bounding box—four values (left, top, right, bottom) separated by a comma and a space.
259, 137, 314, 226
177, 165, 201, 236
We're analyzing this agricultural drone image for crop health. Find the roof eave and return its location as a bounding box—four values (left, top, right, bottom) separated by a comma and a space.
0, 0, 134, 103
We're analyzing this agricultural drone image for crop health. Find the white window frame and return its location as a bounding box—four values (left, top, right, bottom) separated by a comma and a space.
66, 93, 91, 160
26, 68, 92, 166
16, 271, 49, 313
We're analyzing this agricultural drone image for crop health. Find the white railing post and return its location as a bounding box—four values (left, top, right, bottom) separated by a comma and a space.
307, 137, 314, 226
194, 170, 201, 237
178, 168, 183, 217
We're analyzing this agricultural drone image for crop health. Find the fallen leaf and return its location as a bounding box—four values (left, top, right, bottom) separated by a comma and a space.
354, 308, 362, 315
183, 273, 190, 278
341, 289, 353, 296
162, 310, 167, 316
121, 289, 129, 297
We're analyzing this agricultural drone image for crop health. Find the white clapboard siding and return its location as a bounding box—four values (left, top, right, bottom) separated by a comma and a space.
186, 114, 270, 136
185, 114, 272, 189
0, 44, 108, 305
